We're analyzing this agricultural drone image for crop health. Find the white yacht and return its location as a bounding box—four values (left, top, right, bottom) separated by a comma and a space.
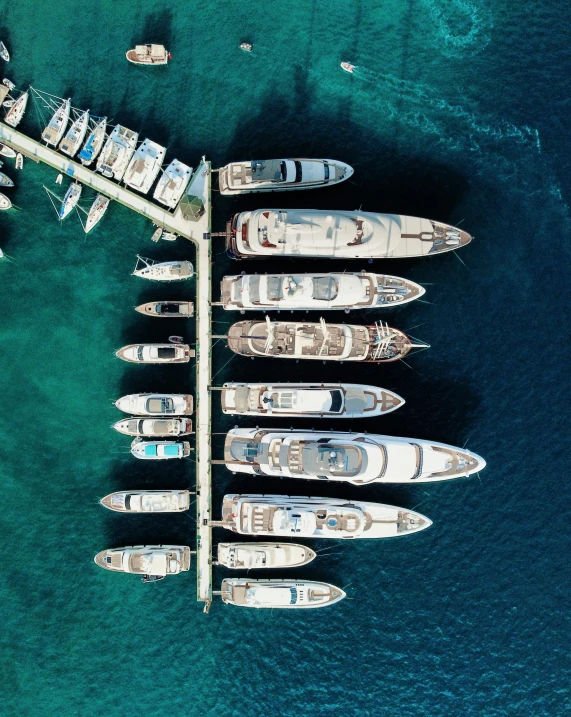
84, 194, 109, 233
220, 579, 345, 609
227, 209, 472, 259
0, 143, 16, 157
100, 490, 192, 513
0, 42, 9, 62
59, 181, 82, 220
112, 416, 193, 437
227, 318, 423, 362
130, 438, 191, 460
132, 255, 194, 281
0, 172, 14, 187
217, 542, 316, 569
4, 90, 28, 127
221, 494, 432, 539
0, 193, 11, 210
135, 300, 194, 318
115, 343, 194, 364
153, 159, 192, 209
218, 158, 353, 195
41, 98, 71, 146
78, 117, 107, 165
96, 125, 138, 180
220, 272, 425, 311
59, 110, 89, 157
123, 138, 166, 194
224, 429, 486, 483
94, 545, 191, 582
221, 382, 403, 418
115, 393, 193, 415
126, 44, 169, 65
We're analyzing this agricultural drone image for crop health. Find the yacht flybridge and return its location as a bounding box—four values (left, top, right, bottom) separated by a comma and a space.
115, 343, 194, 363
220, 579, 345, 609
227, 318, 423, 362
41, 98, 70, 146
221, 494, 432, 539
221, 382, 404, 418
94, 545, 191, 582
112, 416, 193, 437
218, 158, 353, 195
59, 109, 90, 157
227, 209, 472, 259
223, 429, 486, 483
115, 393, 194, 415
220, 271, 425, 311
217, 542, 316, 569
100, 490, 191, 513
123, 138, 166, 194
153, 159, 192, 208
96, 125, 138, 180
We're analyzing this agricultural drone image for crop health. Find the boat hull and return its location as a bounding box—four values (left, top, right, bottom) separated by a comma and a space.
135, 301, 194, 318
112, 417, 193, 436
100, 490, 191, 513
217, 542, 316, 569
115, 344, 193, 363
220, 579, 345, 608
114, 393, 194, 416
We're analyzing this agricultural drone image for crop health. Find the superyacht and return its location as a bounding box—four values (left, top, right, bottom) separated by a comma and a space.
112, 416, 193, 437
115, 393, 193, 415
100, 490, 192, 513
4, 90, 28, 127
220, 579, 345, 609
123, 138, 166, 194
96, 125, 138, 181
78, 117, 107, 165
59, 181, 82, 220
94, 545, 191, 581
153, 159, 192, 209
216, 542, 316, 569
59, 109, 89, 157
41, 98, 70, 146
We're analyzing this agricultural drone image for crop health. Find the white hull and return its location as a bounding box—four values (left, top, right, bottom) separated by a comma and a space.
126, 45, 169, 65
217, 542, 316, 569
100, 490, 191, 513
0, 192, 11, 209
59, 110, 90, 157
84, 194, 109, 233
115, 393, 193, 416
0, 172, 14, 187
221, 579, 345, 609
96, 125, 138, 180
4, 91, 28, 128
124, 138, 166, 194
0, 143, 16, 158
115, 343, 193, 363
153, 159, 192, 208
78, 118, 107, 165
41, 99, 71, 147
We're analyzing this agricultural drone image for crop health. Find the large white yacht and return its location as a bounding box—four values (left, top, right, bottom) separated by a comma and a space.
224, 429, 486, 483
115, 343, 193, 363
112, 416, 193, 437
96, 125, 138, 180
227, 209, 471, 259
220, 579, 345, 609
227, 318, 423, 362
78, 117, 107, 165
217, 542, 316, 569
220, 271, 425, 311
59, 109, 89, 157
153, 159, 192, 208
100, 490, 192, 513
41, 98, 70, 146
221, 382, 403, 418
218, 158, 353, 195
115, 393, 193, 415
94, 545, 191, 582
123, 138, 166, 193
4, 90, 28, 127
220, 494, 432, 539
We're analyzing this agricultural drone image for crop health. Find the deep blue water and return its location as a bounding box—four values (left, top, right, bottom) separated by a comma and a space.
0, 1, 570, 715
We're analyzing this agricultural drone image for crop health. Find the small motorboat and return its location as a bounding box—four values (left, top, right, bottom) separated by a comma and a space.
0, 143, 16, 158
84, 194, 109, 233
135, 300, 194, 318
2, 99, 14, 108
151, 227, 162, 242
59, 181, 82, 220
78, 117, 107, 166
0, 172, 14, 187
112, 416, 193, 437
2, 78, 15, 91
220, 579, 346, 609
0, 42, 9, 62
340, 62, 355, 74
130, 438, 191, 460
115, 342, 194, 364
132, 255, 194, 281
94, 545, 192, 581
240, 42, 253, 52
55, 174, 63, 184
126, 44, 170, 65
100, 490, 192, 513
4, 91, 28, 128
59, 109, 90, 157
162, 231, 178, 241
0, 248, 4, 259
15, 153, 22, 170
168, 335, 184, 344
0, 193, 11, 210
217, 543, 316, 569
114, 393, 194, 416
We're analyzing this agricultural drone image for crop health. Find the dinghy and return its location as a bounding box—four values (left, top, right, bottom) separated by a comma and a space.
59, 109, 90, 157
112, 416, 193, 437
0, 143, 16, 158
0, 42, 9, 62
94, 545, 192, 581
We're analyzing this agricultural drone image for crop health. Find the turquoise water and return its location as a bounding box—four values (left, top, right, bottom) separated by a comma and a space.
1, 1, 570, 715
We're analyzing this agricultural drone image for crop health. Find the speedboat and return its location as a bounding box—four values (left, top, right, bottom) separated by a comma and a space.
14, 153, 22, 170
221, 382, 404, 418
115, 393, 194, 416
135, 301, 194, 318
2, 99, 13, 108
0, 143, 16, 158
126, 44, 170, 65
130, 438, 191, 460
4, 90, 28, 127
94, 545, 191, 582
227, 209, 472, 259
0, 42, 9, 62
218, 158, 353, 195
96, 125, 138, 180
220, 272, 425, 311
227, 317, 425, 362
0, 193, 11, 210
220, 579, 345, 609
224, 429, 486, 484
217, 542, 316, 569
84, 194, 109, 233
220, 494, 432, 539
341, 62, 355, 73
2, 78, 15, 91
100, 490, 192, 513
115, 343, 194, 364
112, 416, 193, 437
78, 117, 107, 165
153, 159, 192, 209
0, 172, 14, 187
239, 42, 253, 52
59, 109, 90, 157
132, 255, 193, 281
41, 98, 71, 146
59, 181, 82, 220
123, 138, 166, 194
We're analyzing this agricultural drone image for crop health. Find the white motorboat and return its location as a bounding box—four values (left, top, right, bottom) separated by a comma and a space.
59, 181, 82, 220
59, 109, 90, 157
94, 545, 191, 582
55, 174, 63, 184
0, 143, 15, 158
153, 159, 192, 209
130, 438, 191, 460
126, 44, 170, 65
100, 490, 192, 513
14, 153, 22, 170
4, 90, 28, 127
132, 255, 194, 281
0, 172, 13, 187
217, 542, 316, 569
135, 300, 194, 318
240, 42, 253, 52
0, 193, 11, 210
115, 343, 194, 364
78, 117, 107, 165
41, 98, 71, 146
341, 62, 355, 73
224, 429, 487, 484
2, 78, 15, 91
2, 99, 13, 108
0, 42, 9, 62
220, 272, 425, 311
84, 194, 109, 233
227, 209, 472, 259
221, 382, 404, 418
112, 416, 193, 437
218, 158, 353, 195
220, 579, 345, 609
221, 494, 432, 539
123, 138, 166, 194
96, 125, 138, 180
115, 393, 194, 416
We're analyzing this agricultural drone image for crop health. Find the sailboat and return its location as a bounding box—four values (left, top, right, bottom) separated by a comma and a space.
41, 98, 71, 146
0, 42, 9, 62
59, 110, 90, 157
15, 153, 22, 170
4, 90, 28, 127
59, 181, 82, 220
0, 193, 11, 210
84, 194, 109, 233
78, 117, 107, 166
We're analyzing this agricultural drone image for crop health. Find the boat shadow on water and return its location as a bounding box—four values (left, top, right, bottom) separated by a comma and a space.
131, 10, 175, 54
